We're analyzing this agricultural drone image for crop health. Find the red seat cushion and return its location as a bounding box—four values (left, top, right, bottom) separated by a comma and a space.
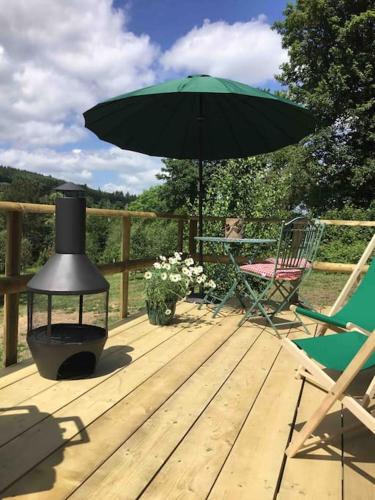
240, 261, 304, 281
265, 257, 312, 269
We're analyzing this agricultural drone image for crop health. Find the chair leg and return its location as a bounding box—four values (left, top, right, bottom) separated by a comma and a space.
212, 280, 238, 318
239, 277, 273, 326
239, 276, 295, 336
363, 377, 375, 407
294, 310, 311, 336
287, 390, 345, 457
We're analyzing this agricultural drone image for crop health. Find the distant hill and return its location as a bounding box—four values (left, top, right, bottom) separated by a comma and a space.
0, 165, 137, 208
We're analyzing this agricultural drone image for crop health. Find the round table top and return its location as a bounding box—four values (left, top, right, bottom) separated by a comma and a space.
194, 236, 277, 244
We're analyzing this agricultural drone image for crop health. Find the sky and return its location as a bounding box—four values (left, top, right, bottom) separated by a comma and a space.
0, 0, 289, 195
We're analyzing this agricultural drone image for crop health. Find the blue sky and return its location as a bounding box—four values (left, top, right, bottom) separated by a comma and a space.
118, 0, 286, 51
0, 0, 289, 195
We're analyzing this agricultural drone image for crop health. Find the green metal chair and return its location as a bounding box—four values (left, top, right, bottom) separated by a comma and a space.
293, 233, 375, 336
238, 217, 325, 333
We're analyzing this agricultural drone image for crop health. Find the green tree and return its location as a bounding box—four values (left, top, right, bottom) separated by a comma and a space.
128, 185, 168, 212
156, 158, 223, 212
273, 0, 375, 209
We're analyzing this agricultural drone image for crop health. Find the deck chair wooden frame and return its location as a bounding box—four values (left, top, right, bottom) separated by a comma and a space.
292, 233, 375, 337
283, 330, 375, 457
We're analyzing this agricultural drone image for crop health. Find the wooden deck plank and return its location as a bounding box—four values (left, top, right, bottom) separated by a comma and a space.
208, 332, 303, 500
277, 381, 343, 499
0, 358, 35, 390
0, 305, 208, 446
1, 313, 240, 498
0, 302, 195, 405
0, 306, 372, 500
0, 306, 214, 494
139, 325, 283, 500
342, 368, 375, 500
343, 425, 375, 500
70, 322, 265, 500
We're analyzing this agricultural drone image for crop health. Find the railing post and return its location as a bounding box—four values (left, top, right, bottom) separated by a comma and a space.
177, 220, 184, 253
3, 211, 22, 366
120, 216, 131, 319
189, 219, 197, 256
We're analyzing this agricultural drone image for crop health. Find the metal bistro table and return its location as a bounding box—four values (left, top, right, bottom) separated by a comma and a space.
195, 236, 277, 317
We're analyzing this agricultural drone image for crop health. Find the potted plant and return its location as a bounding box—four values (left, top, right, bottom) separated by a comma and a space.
144, 252, 216, 325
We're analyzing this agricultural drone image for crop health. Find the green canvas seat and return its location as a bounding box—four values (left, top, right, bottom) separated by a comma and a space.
293, 331, 375, 372
295, 256, 375, 332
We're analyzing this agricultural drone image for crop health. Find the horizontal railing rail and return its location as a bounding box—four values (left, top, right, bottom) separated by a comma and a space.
0, 199, 374, 367
1, 200, 375, 225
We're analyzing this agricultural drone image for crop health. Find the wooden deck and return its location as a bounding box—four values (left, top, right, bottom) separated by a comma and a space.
0, 302, 373, 499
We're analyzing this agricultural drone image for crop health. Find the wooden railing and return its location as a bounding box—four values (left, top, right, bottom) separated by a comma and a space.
0, 199, 374, 367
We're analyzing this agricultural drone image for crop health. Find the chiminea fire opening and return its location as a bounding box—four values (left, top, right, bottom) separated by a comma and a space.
58, 352, 96, 379
26, 183, 110, 380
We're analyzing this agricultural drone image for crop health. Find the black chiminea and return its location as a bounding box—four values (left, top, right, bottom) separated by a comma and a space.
26, 183, 109, 380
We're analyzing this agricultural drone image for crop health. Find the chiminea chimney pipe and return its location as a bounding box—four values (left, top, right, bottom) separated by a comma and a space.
55, 197, 86, 254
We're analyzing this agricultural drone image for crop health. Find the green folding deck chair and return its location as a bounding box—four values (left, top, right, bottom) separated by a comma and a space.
238, 217, 325, 334
292, 233, 375, 336
283, 329, 375, 457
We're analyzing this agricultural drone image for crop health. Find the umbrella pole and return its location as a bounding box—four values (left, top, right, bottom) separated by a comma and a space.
198, 157, 203, 267
187, 157, 204, 302
198, 93, 204, 267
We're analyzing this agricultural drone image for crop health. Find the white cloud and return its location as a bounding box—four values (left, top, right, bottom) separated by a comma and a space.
0, 0, 159, 148
0, 4, 288, 196
0, 146, 162, 193
161, 15, 287, 85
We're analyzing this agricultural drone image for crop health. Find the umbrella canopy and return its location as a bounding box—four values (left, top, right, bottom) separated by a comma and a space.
84, 74, 315, 160
84, 74, 315, 276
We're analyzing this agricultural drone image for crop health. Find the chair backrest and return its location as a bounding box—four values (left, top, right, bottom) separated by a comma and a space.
317, 233, 375, 336
338, 256, 375, 331
274, 217, 325, 273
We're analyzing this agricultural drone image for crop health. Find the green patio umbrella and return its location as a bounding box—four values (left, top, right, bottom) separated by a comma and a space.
83, 74, 315, 264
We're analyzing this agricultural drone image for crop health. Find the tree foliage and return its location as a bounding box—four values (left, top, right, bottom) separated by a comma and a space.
273, 0, 375, 208
156, 158, 223, 212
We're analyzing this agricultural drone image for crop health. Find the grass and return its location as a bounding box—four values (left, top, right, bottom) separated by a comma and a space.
0, 270, 350, 364
300, 271, 348, 309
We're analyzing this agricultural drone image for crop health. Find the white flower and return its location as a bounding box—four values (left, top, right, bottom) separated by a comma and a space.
174, 252, 182, 260
185, 258, 194, 267
207, 279, 216, 289
153, 262, 162, 269
170, 273, 181, 282
165, 308, 172, 315
161, 273, 167, 281
182, 267, 190, 275
196, 276, 203, 284
192, 265, 204, 276
162, 263, 171, 270
144, 271, 152, 280
169, 257, 177, 265
159, 255, 166, 261
200, 273, 207, 282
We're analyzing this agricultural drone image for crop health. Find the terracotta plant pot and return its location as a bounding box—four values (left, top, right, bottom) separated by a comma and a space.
146, 300, 177, 326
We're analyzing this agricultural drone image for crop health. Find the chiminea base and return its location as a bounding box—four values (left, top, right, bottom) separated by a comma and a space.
27, 323, 107, 380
